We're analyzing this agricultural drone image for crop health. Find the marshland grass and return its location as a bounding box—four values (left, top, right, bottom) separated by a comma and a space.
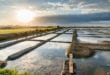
0, 28, 36, 34
0, 27, 56, 34
0, 69, 41, 75
0, 27, 59, 41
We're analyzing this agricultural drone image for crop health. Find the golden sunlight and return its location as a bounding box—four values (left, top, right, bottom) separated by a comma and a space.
16, 9, 36, 23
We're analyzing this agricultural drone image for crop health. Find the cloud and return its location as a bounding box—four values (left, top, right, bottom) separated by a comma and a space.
46, 0, 110, 14
34, 12, 110, 24
0, 0, 110, 25
69, 0, 110, 13
1, 0, 110, 16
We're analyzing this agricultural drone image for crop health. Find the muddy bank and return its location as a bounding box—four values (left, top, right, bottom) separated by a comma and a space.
66, 45, 95, 58
0, 61, 7, 68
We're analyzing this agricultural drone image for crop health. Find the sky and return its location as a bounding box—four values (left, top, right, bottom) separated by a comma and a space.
0, 0, 110, 25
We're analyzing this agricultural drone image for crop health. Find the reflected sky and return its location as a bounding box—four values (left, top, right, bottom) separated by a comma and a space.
74, 51, 110, 75
0, 41, 40, 60
78, 30, 104, 35
65, 29, 74, 33
78, 29, 110, 43
1, 29, 110, 75
79, 34, 110, 38
32, 34, 56, 40
0, 35, 36, 45
6, 42, 69, 75
55, 30, 66, 33
52, 34, 72, 42
78, 37, 99, 43
78, 36, 110, 43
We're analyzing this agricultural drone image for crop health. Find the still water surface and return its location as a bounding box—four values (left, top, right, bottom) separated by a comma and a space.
1, 29, 110, 75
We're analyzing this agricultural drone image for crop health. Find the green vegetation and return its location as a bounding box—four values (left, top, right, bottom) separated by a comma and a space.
0, 28, 36, 34
0, 27, 57, 34
0, 69, 41, 75
0, 27, 59, 41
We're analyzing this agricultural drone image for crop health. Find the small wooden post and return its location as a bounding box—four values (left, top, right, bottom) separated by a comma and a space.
69, 54, 74, 74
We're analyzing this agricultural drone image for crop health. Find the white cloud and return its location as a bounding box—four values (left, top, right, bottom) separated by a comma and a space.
47, 2, 81, 14
47, 0, 110, 15
68, 0, 110, 13
35, 9, 56, 16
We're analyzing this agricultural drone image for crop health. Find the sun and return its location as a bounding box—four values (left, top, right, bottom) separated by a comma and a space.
16, 9, 36, 23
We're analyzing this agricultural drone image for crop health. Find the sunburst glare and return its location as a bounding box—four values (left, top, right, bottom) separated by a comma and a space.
16, 9, 36, 23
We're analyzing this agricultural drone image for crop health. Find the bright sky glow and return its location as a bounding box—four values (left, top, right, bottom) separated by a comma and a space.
0, 0, 110, 25
16, 9, 36, 23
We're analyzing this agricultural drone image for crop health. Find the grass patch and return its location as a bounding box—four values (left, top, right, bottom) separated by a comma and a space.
0, 27, 59, 41
0, 28, 36, 34
0, 69, 41, 75
0, 27, 55, 34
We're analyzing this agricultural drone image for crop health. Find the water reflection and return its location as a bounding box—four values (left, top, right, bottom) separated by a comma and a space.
1, 29, 110, 75
65, 29, 73, 33
74, 51, 110, 75
78, 30, 104, 35
78, 36, 110, 43
32, 34, 56, 40
0, 35, 36, 45
74, 30, 110, 75
55, 30, 66, 33
0, 41, 40, 60
78, 37, 99, 43
52, 34, 72, 42
6, 42, 69, 75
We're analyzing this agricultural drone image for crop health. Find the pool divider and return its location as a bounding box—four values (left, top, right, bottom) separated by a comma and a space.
61, 30, 77, 75
29, 39, 71, 43
0, 29, 62, 50
6, 29, 70, 60
61, 29, 110, 74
